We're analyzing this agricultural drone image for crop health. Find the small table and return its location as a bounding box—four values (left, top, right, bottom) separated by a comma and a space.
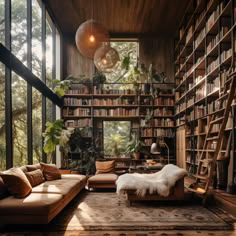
129, 163, 164, 173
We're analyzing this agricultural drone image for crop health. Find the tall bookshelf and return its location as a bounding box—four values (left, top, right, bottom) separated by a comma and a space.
62, 82, 176, 163
174, 0, 236, 192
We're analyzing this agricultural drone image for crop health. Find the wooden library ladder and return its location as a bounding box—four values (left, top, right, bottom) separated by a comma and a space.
187, 71, 236, 204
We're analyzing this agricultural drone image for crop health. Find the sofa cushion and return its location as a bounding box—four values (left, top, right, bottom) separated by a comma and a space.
0, 176, 9, 199
0, 167, 32, 198
95, 160, 115, 174
0, 192, 63, 216
88, 173, 118, 184
25, 169, 45, 187
40, 163, 61, 181
31, 178, 85, 196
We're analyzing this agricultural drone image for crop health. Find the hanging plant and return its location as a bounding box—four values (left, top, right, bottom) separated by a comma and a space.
53, 77, 72, 97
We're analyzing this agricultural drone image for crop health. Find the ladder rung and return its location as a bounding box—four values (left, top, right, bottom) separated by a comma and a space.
217, 93, 228, 101
193, 174, 209, 180
186, 186, 206, 195
199, 159, 213, 163
210, 117, 223, 124
209, 108, 225, 116
225, 77, 232, 85
206, 136, 218, 141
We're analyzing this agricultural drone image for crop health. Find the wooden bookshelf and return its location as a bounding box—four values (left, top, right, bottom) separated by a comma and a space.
63, 82, 176, 161
174, 0, 236, 190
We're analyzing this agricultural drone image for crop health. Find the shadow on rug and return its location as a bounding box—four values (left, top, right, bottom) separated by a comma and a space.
48, 190, 235, 231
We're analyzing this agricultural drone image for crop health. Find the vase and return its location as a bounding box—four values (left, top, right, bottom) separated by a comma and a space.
133, 152, 140, 160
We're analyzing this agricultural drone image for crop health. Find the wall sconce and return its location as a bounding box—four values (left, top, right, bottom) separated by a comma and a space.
75, 19, 110, 59
94, 43, 120, 72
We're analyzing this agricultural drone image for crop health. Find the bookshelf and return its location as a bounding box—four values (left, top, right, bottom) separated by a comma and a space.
62, 82, 176, 164
174, 0, 236, 191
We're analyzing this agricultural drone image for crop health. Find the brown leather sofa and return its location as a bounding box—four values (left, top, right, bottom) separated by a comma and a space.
0, 164, 87, 224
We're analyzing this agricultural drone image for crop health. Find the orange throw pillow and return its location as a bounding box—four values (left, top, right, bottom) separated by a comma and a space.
25, 169, 45, 187
40, 162, 61, 181
0, 167, 32, 198
95, 160, 115, 174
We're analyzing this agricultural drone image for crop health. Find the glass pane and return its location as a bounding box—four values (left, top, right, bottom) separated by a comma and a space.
0, 0, 4, 45
0, 63, 6, 171
103, 121, 131, 157
103, 41, 138, 85
32, 88, 42, 164
32, 0, 42, 77
46, 21, 53, 87
11, 0, 27, 64
46, 98, 53, 122
12, 72, 28, 166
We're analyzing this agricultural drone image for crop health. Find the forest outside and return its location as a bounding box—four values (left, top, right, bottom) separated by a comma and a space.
0, 0, 55, 170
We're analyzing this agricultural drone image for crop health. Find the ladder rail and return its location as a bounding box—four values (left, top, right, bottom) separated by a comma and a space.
189, 73, 236, 199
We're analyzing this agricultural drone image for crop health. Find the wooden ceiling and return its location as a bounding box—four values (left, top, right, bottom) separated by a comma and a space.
46, 0, 189, 37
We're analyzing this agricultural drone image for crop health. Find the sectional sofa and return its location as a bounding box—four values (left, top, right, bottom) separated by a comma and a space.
0, 163, 87, 224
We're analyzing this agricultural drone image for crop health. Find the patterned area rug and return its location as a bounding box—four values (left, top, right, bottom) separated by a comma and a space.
50, 190, 234, 231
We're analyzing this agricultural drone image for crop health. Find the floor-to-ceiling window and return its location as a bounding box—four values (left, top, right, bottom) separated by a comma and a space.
0, 0, 61, 170
0, 1, 6, 170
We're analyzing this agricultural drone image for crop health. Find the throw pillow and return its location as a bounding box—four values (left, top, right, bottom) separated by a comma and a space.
95, 160, 115, 174
0, 167, 32, 198
0, 176, 10, 199
40, 162, 61, 181
25, 169, 45, 187
26, 163, 41, 172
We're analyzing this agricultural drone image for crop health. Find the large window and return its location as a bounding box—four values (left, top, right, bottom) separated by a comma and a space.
0, 62, 6, 170
0, 0, 60, 170
103, 41, 138, 86
103, 121, 131, 157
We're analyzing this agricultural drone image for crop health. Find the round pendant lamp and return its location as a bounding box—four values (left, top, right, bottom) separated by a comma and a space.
75, 19, 110, 59
94, 44, 120, 73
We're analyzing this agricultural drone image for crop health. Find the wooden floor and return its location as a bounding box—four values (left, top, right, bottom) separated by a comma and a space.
56, 230, 236, 236
213, 189, 236, 218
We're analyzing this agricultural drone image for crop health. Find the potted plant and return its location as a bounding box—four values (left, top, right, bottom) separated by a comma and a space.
125, 138, 145, 160
43, 119, 74, 168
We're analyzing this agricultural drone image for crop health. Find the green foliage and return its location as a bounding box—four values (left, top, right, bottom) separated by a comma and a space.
43, 119, 65, 155
93, 71, 106, 84
125, 139, 145, 154
121, 51, 132, 71
103, 121, 130, 156
53, 79, 72, 97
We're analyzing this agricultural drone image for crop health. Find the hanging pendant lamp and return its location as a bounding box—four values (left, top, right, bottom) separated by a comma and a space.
75, 19, 110, 59
94, 43, 120, 72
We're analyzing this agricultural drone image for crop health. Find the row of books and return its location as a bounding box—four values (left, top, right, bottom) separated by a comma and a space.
153, 97, 174, 106
65, 119, 92, 128
153, 108, 173, 116
93, 108, 138, 116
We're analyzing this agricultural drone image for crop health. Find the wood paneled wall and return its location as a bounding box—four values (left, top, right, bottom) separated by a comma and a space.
62, 35, 94, 80
139, 37, 174, 83
63, 36, 174, 83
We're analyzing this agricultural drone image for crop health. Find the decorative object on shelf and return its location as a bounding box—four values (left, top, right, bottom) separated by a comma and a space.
94, 43, 120, 72
75, 19, 110, 59
125, 138, 145, 160
93, 71, 106, 90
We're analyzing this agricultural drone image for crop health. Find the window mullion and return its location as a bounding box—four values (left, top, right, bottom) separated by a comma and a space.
5, 0, 13, 169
